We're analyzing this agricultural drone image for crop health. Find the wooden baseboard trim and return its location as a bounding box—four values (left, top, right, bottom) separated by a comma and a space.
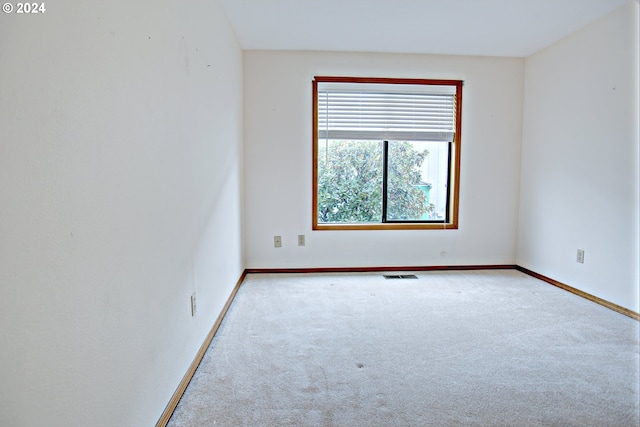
516, 266, 640, 321
155, 270, 247, 427
246, 264, 517, 274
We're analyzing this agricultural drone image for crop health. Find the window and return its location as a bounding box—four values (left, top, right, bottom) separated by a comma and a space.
313, 76, 462, 230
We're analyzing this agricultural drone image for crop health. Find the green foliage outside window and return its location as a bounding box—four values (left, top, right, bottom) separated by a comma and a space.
318, 140, 435, 223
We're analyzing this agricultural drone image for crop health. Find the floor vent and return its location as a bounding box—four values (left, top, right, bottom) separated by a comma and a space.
383, 274, 418, 280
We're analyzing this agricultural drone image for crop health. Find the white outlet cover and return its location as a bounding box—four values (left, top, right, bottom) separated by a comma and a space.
191, 292, 197, 316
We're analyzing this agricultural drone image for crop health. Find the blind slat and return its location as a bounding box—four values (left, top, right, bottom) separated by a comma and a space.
318, 84, 457, 142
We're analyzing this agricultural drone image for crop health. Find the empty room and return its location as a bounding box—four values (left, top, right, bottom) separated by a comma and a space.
1, 0, 638, 426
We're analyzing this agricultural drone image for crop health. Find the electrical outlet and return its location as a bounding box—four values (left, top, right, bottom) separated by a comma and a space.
576, 249, 585, 264
191, 292, 197, 316
274, 236, 282, 248
298, 234, 305, 246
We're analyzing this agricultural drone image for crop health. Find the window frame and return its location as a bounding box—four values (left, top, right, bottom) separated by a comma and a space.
312, 76, 462, 231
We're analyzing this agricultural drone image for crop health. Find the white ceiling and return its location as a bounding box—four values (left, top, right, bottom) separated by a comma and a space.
219, 0, 629, 57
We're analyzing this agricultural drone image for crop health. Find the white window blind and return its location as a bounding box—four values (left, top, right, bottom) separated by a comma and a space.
317, 82, 457, 142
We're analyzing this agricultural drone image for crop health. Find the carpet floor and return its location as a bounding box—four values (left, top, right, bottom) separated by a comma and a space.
167, 270, 639, 426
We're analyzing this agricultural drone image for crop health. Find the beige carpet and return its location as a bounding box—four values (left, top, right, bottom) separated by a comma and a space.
168, 270, 639, 426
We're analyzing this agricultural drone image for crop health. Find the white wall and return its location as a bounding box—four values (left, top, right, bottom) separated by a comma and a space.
244, 51, 524, 269
0, 0, 244, 425
518, 1, 639, 312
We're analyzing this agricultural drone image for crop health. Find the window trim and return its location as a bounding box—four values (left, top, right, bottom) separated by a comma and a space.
312, 76, 462, 231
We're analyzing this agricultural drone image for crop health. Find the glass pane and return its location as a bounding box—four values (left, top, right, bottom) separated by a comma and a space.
387, 141, 449, 221
317, 140, 383, 223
